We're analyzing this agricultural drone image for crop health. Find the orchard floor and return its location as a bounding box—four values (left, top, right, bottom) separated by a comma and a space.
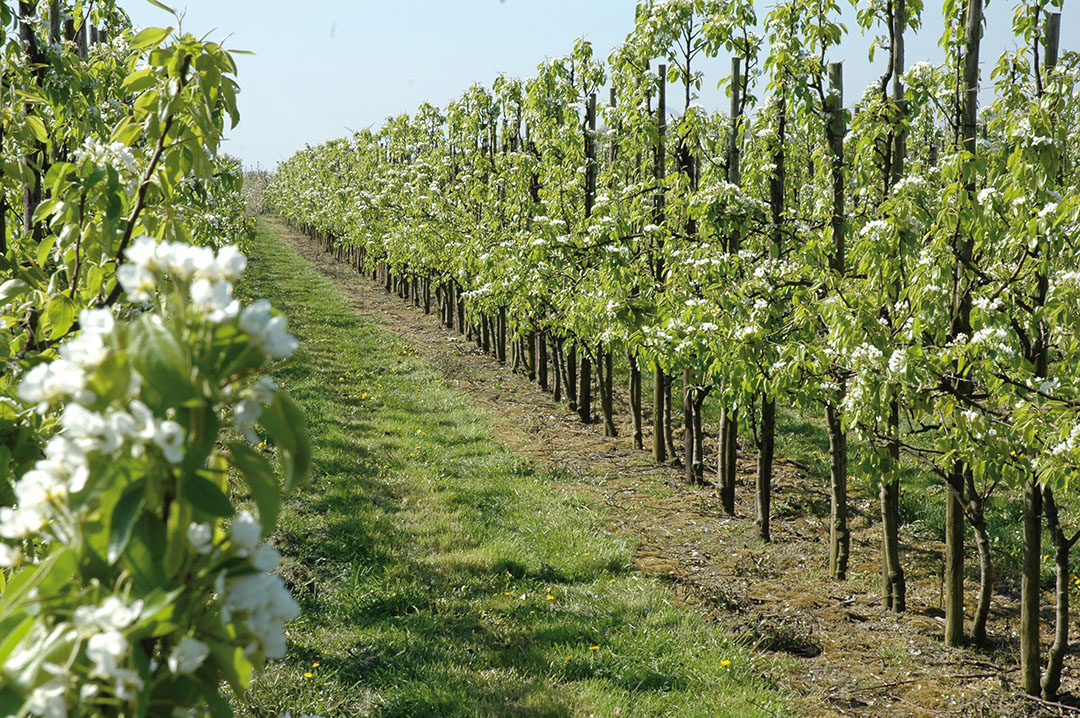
245, 217, 1072, 717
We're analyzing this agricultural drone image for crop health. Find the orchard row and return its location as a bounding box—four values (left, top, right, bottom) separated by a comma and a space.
268, 0, 1078, 701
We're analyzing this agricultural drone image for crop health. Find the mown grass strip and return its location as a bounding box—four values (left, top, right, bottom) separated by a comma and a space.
232, 218, 792, 717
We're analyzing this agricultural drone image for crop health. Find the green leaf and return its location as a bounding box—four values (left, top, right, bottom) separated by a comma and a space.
145, 0, 177, 15
129, 314, 196, 407
24, 115, 48, 144
45, 294, 77, 339
131, 27, 172, 50
36, 235, 57, 268
0, 616, 34, 668
183, 473, 235, 518
121, 67, 158, 94
259, 395, 311, 492
227, 442, 280, 530
0, 279, 29, 303
208, 640, 253, 692
108, 481, 145, 564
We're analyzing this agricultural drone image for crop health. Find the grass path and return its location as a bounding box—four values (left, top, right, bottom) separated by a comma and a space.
233, 218, 789, 717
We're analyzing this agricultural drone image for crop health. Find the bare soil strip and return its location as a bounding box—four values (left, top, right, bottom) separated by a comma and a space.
268, 217, 1064, 717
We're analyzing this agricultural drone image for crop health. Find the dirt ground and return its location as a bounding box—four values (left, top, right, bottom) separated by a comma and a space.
269, 218, 1079, 718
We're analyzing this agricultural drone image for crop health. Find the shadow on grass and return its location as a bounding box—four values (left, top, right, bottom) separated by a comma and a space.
231, 219, 789, 718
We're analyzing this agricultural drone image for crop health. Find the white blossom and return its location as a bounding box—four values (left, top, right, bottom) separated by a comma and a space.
168, 637, 210, 674
190, 278, 239, 323
240, 300, 299, 359
116, 264, 156, 302
18, 360, 88, 412
231, 510, 262, 550
153, 420, 185, 463
26, 680, 67, 718
187, 522, 213, 554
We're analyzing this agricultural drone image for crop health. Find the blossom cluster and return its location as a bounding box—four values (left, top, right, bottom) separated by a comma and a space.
2, 240, 306, 716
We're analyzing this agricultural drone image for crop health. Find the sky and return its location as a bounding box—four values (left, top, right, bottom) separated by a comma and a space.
124, 1, 1074, 171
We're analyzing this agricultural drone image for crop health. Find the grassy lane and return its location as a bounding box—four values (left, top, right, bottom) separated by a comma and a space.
233, 218, 790, 717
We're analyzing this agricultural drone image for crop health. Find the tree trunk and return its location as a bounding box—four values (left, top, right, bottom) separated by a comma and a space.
456, 287, 465, 335
826, 405, 849, 580
1042, 485, 1073, 700
692, 392, 705, 484
527, 332, 536, 381
942, 0, 983, 649
538, 332, 548, 392
566, 343, 578, 412
684, 368, 695, 483
882, 402, 906, 610
663, 372, 677, 463
497, 307, 506, 364
719, 408, 737, 515
578, 348, 592, 424
653, 368, 666, 463
1021, 478, 1043, 694
756, 396, 775, 543
552, 338, 563, 403
629, 352, 643, 449
599, 347, 616, 437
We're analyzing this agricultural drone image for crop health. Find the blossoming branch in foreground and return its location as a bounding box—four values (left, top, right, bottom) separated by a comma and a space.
2, 240, 305, 714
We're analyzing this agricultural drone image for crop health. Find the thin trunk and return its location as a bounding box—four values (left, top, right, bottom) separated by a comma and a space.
825, 62, 849, 581
1022, 479, 1043, 693
628, 353, 643, 449
826, 406, 849, 580
1024, 10, 1061, 694
720, 409, 737, 515
692, 392, 705, 484
527, 332, 536, 381
882, 402, 906, 610
652, 68, 668, 465
538, 332, 548, 392
578, 348, 592, 423
456, 289, 465, 335
600, 347, 616, 437
684, 368, 695, 484
663, 371, 677, 462
566, 343, 577, 412
943, 0, 983, 649
756, 87, 784, 543
967, 474, 992, 645
653, 368, 666, 463
552, 338, 563, 403
1042, 485, 1074, 700
497, 308, 506, 364
718, 59, 743, 507
756, 396, 775, 542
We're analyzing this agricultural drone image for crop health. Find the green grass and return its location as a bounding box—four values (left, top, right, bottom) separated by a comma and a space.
230, 218, 791, 717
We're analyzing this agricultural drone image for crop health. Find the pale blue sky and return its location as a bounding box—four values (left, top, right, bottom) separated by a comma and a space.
125, 1, 1073, 170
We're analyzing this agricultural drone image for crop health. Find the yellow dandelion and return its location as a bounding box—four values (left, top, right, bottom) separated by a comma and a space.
720, 660, 731, 667
589, 646, 599, 651
547, 594, 555, 601
609, 578, 616, 584
312, 662, 320, 668
303, 671, 313, 678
